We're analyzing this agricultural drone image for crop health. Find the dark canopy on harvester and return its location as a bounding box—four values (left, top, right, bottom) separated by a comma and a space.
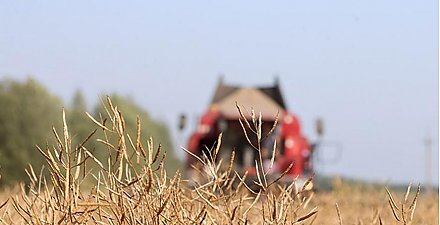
209, 77, 287, 118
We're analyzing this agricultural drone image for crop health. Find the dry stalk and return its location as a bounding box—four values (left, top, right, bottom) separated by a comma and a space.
0, 97, 326, 224
385, 183, 421, 225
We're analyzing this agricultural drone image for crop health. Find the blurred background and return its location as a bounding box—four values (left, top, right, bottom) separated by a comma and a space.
0, 1, 438, 188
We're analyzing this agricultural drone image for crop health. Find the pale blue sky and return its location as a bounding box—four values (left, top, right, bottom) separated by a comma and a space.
0, 1, 438, 185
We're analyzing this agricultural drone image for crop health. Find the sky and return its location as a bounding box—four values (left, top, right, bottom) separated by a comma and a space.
0, 1, 438, 185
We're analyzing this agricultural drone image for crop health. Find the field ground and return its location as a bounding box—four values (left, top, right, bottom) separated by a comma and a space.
0, 177, 437, 224
310, 180, 438, 224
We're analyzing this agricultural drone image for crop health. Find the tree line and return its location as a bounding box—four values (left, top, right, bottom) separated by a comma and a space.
0, 77, 180, 187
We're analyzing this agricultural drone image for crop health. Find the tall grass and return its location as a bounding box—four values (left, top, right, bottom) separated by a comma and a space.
0, 97, 435, 224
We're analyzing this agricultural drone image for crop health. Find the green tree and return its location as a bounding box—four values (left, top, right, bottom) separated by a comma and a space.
0, 78, 63, 187
92, 94, 181, 174
68, 89, 95, 146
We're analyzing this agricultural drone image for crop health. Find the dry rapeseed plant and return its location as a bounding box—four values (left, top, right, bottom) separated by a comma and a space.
182, 102, 318, 224
0, 97, 432, 224
0, 97, 316, 224
385, 182, 420, 225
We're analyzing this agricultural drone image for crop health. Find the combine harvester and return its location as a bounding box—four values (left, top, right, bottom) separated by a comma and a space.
182, 77, 321, 189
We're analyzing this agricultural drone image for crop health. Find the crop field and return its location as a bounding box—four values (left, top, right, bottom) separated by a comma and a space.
0, 98, 437, 224
0, 180, 437, 224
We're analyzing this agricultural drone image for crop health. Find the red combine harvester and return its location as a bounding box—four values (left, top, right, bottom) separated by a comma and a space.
184, 78, 315, 186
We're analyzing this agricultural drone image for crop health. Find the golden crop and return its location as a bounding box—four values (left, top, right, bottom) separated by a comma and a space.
0, 98, 437, 224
